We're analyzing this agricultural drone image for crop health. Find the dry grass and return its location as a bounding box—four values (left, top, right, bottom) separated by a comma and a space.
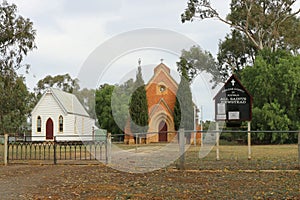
181, 144, 299, 170
0, 143, 299, 199
1, 143, 299, 170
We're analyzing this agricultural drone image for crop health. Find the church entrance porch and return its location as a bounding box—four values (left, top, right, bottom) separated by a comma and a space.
158, 121, 168, 142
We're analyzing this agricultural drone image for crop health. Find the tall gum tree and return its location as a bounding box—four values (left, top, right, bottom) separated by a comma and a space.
181, 0, 300, 52
0, 1, 36, 134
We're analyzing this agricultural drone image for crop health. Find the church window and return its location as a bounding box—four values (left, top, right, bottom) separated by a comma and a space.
37, 116, 41, 132
159, 85, 166, 92
59, 115, 63, 132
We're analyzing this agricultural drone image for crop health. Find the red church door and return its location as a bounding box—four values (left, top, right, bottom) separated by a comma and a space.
46, 118, 54, 140
158, 121, 168, 142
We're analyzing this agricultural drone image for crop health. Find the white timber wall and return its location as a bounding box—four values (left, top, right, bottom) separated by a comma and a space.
31, 93, 94, 141
32, 93, 65, 141
73, 115, 94, 141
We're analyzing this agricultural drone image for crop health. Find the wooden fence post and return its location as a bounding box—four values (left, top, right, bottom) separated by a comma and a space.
53, 136, 57, 165
106, 132, 111, 164
179, 128, 185, 170
298, 131, 300, 169
216, 122, 220, 161
4, 134, 8, 166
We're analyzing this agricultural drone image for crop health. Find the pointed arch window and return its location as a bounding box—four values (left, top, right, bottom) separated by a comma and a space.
37, 116, 41, 132
59, 115, 63, 132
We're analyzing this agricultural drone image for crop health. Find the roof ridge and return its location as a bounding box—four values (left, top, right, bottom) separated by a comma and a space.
146, 63, 178, 90
49, 88, 90, 117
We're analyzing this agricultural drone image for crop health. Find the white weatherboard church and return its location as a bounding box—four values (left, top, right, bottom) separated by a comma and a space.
31, 88, 94, 141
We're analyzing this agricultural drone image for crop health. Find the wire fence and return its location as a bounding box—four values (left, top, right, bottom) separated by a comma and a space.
1, 130, 299, 170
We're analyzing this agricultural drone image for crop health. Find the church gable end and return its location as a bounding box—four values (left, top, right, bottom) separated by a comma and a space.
145, 63, 178, 143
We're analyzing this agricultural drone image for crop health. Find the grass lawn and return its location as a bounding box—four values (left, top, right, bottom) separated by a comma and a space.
181, 144, 299, 170
114, 142, 299, 170
1, 142, 299, 170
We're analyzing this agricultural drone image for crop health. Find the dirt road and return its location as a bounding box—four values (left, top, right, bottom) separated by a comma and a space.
0, 164, 299, 199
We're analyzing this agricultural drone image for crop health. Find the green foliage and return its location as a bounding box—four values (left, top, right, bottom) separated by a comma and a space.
173, 98, 181, 131
34, 74, 79, 99
227, 0, 300, 51
74, 88, 96, 119
251, 102, 291, 144
129, 67, 149, 133
181, 0, 300, 82
217, 30, 257, 81
201, 120, 216, 131
241, 50, 300, 143
95, 80, 136, 137
0, 1, 36, 134
95, 84, 122, 135
0, 70, 30, 134
177, 45, 221, 87
173, 67, 194, 143
111, 79, 134, 133
182, 0, 300, 52
0, 1, 36, 71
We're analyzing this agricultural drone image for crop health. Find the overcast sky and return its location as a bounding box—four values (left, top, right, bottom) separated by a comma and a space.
9, 0, 298, 120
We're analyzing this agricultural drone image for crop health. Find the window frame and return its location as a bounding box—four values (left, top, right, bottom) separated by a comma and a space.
59, 115, 63, 133
37, 116, 41, 133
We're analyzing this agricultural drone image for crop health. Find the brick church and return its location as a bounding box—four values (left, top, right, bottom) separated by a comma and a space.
124, 62, 201, 144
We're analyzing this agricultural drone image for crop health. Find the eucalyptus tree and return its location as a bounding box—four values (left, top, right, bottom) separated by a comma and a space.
182, 0, 300, 80
182, 0, 300, 52
0, 1, 36, 134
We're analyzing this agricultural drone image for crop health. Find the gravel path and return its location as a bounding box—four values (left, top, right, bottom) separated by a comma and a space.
0, 164, 299, 199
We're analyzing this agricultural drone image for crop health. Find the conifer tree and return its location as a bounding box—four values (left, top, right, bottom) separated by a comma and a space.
129, 64, 149, 134
174, 60, 194, 143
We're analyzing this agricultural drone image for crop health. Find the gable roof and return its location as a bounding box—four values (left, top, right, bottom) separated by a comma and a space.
213, 74, 252, 100
32, 88, 90, 117
146, 63, 178, 90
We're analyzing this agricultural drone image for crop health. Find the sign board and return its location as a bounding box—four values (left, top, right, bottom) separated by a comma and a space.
214, 75, 252, 122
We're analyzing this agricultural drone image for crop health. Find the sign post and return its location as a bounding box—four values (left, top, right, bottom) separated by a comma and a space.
214, 75, 252, 160
247, 121, 251, 160
106, 132, 111, 164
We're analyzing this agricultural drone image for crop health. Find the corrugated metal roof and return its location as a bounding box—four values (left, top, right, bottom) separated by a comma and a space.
50, 88, 90, 117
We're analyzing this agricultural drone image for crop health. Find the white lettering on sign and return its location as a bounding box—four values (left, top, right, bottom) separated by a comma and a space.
220, 97, 247, 104
222, 88, 245, 93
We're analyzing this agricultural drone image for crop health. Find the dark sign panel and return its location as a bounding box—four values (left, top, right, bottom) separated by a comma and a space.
214, 75, 252, 122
